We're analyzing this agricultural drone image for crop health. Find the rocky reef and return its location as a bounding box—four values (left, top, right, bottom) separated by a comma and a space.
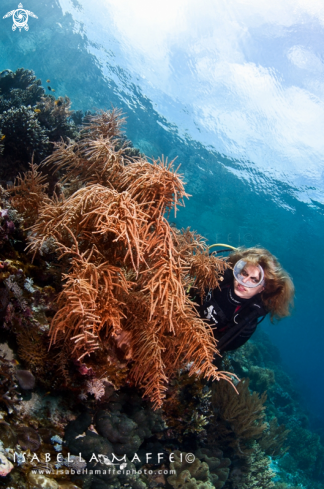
226, 331, 324, 488
0, 69, 323, 489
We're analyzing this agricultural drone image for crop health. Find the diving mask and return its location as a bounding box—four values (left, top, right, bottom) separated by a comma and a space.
233, 259, 264, 288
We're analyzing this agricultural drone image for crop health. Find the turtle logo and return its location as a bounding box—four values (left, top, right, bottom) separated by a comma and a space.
3, 3, 38, 32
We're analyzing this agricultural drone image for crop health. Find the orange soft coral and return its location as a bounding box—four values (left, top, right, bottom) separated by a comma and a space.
13, 110, 236, 408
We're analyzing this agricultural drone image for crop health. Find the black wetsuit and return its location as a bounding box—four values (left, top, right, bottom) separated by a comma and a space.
191, 269, 268, 352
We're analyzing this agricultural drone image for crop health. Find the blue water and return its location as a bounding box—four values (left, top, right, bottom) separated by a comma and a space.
1, 0, 324, 425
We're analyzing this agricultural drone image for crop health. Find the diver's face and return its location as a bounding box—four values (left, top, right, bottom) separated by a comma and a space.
234, 264, 265, 299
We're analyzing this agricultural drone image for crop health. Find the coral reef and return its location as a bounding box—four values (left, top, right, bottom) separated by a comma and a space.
229, 442, 275, 489
0, 104, 50, 160
64, 389, 165, 488
206, 377, 286, 489
161, 370, 212, 442
195, 448, 231, 489
247, 365, 275, 392
168, 450, 212, 489
0, 69, 44, 109
209, 378, 268, 456
0, 342, 81, 488
167, 449, 230, 489
0, 256, 57, 384
286, 423, 324, 477
226, 331, 324, 488
0, 352, 21, 413
0, 68, 80, 183
0, 187, 17, 249
10, 161, 49, 228
1, 74, 324, 489
259, 417, 290, 457
15, 109, 234, 409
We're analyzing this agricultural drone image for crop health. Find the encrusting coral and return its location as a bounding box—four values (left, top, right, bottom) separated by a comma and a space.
195, 448, 231, 489
167, 449, 231, 489
168, 450, 214, 489
9, 109, 235, 409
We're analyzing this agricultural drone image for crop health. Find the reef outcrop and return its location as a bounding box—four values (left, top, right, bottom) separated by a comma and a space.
11, 109, 234, 409
0, 68, 80, 183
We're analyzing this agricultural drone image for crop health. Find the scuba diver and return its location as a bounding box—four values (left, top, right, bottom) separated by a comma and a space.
191, 247, 294, 353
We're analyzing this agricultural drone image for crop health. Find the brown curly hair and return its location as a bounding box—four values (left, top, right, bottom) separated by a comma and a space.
227, 247, 294, 321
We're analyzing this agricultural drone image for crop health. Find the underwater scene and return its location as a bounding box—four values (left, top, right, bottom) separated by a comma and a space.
1, 0, 324, 488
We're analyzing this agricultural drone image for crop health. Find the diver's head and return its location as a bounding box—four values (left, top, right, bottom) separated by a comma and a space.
228, 247, 294, 320
233, 260, 265, 299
